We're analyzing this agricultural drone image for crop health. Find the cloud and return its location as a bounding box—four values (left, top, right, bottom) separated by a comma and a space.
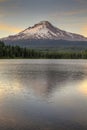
0, 0, 4, 1
53, 9, 87, 17
81, 25, 87, 37
0, 0, 9, 2
65, 9, 86, 15
0, 23, 22, 33
0, 14, 4, 17
74, 0, 87, 3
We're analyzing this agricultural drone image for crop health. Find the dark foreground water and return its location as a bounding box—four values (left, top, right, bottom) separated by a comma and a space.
0, 60, 87, 130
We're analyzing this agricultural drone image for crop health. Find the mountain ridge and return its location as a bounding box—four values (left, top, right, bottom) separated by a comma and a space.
1, 21, 87, 41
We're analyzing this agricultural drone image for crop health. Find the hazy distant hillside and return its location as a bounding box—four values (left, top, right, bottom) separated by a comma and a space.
3, 39, 87, 52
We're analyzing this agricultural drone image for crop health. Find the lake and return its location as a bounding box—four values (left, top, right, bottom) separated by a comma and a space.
0, 59, 87, 130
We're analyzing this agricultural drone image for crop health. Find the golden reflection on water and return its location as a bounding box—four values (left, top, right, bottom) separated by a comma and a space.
78, 80, 87, 96
0, 78, 22, 100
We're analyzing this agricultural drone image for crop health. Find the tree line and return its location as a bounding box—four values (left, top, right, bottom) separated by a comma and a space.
0, 41, 87, 59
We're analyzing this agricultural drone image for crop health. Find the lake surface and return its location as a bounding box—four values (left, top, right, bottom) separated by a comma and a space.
0, 60, 87, 130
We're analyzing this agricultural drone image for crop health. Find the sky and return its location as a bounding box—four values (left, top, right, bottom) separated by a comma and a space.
0, 0, 87, 38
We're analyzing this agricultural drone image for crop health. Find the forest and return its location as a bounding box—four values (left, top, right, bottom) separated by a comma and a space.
0, 41, 87, 59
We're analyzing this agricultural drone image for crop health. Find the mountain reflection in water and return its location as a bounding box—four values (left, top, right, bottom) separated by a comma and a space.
0, 60, 87, 130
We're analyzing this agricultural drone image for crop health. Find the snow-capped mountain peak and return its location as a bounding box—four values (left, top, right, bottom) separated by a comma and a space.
1, 21, 87, 41
18, 21, 59, 39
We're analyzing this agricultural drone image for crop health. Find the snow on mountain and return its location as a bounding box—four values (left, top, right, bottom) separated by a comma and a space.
1, 21, 87, 41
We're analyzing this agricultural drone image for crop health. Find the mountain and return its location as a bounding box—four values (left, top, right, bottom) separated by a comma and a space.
1, 21, 87, 50
1, 21, 87, 41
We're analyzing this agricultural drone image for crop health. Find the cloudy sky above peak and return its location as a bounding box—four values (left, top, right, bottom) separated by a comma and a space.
0, 0, 87, 38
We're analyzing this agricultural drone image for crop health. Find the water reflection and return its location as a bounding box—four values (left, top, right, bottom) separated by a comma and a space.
78, 80, 87, 95
0, 60, 87, 129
